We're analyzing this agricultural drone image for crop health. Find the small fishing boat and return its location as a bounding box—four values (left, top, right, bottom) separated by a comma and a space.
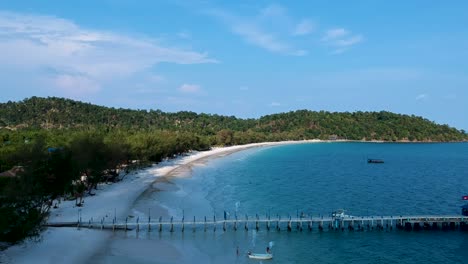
367, 159, 384, 164
247, 253, 273, 260
331, 209, 352, 218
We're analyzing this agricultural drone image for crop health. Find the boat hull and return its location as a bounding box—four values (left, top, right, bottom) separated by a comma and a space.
248, 253, 273, 260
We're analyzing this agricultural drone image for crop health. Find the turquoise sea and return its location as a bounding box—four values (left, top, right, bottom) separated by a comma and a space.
97, 143, 468, 264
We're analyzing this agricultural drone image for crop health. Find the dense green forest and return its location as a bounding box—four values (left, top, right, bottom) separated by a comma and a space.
1, 96, 466, 142
0, 96, 466, 244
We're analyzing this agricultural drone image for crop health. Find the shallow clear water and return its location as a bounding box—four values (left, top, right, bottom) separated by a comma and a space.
96, 143, 468, 264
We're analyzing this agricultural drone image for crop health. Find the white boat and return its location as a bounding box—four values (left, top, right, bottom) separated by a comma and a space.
248, 253, 273, 260
332, 209, 352, 218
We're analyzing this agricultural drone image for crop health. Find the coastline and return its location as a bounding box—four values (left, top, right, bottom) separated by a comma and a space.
0, 139, 321, 263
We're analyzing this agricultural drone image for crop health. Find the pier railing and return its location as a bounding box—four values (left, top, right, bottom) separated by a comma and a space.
45, 214, 468, 232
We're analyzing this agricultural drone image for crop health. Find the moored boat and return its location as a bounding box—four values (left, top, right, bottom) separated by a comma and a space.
368, 159, 384, 163
247, 253, 273, 260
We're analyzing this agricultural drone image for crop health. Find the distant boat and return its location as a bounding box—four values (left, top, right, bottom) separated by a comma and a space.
368, 159, 384, 164
331, 209, 352, 218
248, 253, 273, 260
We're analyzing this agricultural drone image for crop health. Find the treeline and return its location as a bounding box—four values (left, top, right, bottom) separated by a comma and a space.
0, 130, 210, 243
1, 97, 467, 142
0, 97, 467, 243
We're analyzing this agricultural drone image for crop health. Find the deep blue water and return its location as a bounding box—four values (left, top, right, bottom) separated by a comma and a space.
102, 143, 468, 264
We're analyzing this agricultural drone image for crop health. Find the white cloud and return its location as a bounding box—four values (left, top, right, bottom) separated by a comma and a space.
259, 4, 286, 18
177, 31, 191, 39
179, 83, 201, 93
270, 102, 281, 107
0, 11, 216, 97
416, 94, 428, 101
322, 28, 363, 54
207, 7, 308, 56
322, 28, 349, 41
292, 19, 315, 36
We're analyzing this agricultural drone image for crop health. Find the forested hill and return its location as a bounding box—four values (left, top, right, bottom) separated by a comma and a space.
0, 96, 467, 142
2, 98, 466, 243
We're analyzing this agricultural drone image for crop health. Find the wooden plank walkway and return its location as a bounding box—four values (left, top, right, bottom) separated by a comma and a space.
44, 214, 468, 232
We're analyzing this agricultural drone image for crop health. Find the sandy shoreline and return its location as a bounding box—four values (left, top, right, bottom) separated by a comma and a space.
0, 139, 322, 263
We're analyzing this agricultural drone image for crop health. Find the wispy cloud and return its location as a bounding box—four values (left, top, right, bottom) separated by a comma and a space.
0, 11, 216, 98
269, 102, 281, 107
292, 19, 315, 36
322, 28, 363, 54
207, 6, 308, 56
416, 93, 428, 101
179, 83, 201, 93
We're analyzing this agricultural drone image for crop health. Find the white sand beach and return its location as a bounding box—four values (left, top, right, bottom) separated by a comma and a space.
0, 140, 322, 264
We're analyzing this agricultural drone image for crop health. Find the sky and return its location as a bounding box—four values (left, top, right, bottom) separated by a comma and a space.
0, 1, 467, 130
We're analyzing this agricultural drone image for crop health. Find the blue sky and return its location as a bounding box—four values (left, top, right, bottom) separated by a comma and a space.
0, 1, 467, 130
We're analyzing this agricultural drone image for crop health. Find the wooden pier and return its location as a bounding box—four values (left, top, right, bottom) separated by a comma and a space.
44, 214, 468, 233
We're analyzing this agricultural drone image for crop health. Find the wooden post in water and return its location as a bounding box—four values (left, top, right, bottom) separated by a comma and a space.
204, 216, 207, 232
255, 214, 259, 231
234, 215, 238, 231
223, 211, 227, 232
125, 217, 128, 231
287, 215, 292, 232
277, 215, 281, 231
148, 209, 151, 232
159, 217, 162, 232
182, 217, 185, 233
266, 213, 270, 231
213, 215, 216, 232
245, 215, 249, 231
136, 217, 140, 233
170, 216, 174, 232
193, 216, 196, 233
297, 211, 301, 231
308, 219, 312, 231
101, 217, 104, 230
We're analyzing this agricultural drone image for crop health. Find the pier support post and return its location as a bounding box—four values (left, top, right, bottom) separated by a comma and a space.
170, 216, 174, 233
245, 215, 248, 231
276, 215, 280, 231
256, 214, 259, 231
213, 215, 216, 232
193, 216, 196, 233
266, 213, 270, 231
159, 217, 162, 232
204, 216, 207, 232
148, 217, 151, 232
234, 215, 238, 231
136, 217, 140, 233
287, 216, 292, 232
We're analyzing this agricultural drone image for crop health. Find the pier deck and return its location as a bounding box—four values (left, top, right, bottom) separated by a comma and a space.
45, 214, 468, 232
